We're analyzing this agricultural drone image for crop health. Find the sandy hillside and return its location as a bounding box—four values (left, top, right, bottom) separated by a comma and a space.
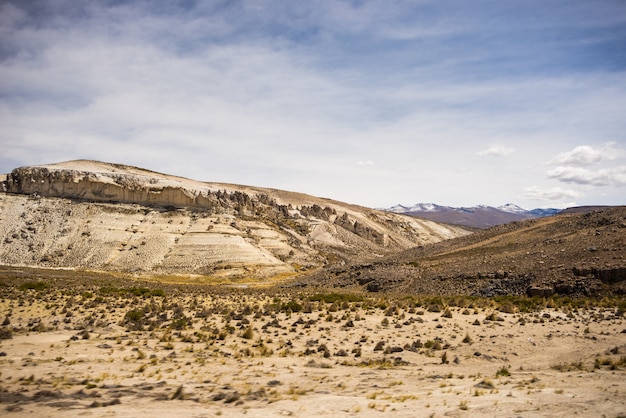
0, 161, 469, 280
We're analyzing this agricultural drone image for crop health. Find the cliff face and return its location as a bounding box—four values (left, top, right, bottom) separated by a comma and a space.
0, 160, 470, 281
4, 162, 228, 209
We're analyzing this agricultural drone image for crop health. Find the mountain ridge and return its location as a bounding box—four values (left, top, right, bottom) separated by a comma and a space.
383, 202, 560, 228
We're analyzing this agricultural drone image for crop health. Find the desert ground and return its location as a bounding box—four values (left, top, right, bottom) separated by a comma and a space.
1, 271, 625, 418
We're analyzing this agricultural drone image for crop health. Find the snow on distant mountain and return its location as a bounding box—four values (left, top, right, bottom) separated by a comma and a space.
387, 204, 411, 213
389, 203, 443, 213
497, 203, 528, 214
383, 203, 560, 229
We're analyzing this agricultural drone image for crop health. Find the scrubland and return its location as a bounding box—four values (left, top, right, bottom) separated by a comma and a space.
1, 270, 625, 417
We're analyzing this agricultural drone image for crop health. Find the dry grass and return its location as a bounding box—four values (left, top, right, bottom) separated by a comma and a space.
0, 268, 625, 417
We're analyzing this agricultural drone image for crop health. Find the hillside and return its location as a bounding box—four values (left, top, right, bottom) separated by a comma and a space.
298, 206, 626, 297
0, 160, 469, 282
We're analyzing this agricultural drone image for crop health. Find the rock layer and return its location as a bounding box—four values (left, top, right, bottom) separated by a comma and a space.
0, 160, 469, 281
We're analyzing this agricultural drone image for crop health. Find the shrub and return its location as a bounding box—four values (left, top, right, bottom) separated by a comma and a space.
427, 304, 442, 313
123, 310, 146, 330
241, 326, 254, 340
281, 300, 303, 313
495, 365, 511, 377
170, 317, 190, 330
19, 281, 49, 291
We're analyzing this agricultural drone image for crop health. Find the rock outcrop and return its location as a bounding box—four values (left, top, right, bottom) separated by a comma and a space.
0, 160, 470, 281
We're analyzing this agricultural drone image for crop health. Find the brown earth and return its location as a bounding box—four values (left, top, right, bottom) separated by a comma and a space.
298, 206, 626, 297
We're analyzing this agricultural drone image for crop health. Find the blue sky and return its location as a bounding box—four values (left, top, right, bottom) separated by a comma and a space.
1, 0, 625, 209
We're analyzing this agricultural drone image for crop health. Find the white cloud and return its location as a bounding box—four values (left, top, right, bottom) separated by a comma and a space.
550, 143, 622, 166
543, 143, 626, 191
547, 166, 626, 187
521, 186, 581, 203
1, 1, 626, 209
477, 146, 516, 157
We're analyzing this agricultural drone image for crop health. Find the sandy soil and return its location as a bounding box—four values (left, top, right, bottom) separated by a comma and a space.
1, 287, 625, 418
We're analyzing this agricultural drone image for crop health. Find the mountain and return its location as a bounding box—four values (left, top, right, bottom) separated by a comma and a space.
298, 206, 626, 297
384, 203, 560, 229
0, 160, 469, 281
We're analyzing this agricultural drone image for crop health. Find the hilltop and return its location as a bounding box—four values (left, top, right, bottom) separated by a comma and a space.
0, 160, 469, 282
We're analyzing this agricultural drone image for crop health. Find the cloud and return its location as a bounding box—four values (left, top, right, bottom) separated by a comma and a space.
547, 166, 626, 187
1, 1, 626, 209
550, 143, 622, 166
521, 186, 581, 202
543, 143, 626, 190
477, 146, 516, 157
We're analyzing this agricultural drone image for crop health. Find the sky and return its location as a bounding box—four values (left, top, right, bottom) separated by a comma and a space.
1, 0, 625, 209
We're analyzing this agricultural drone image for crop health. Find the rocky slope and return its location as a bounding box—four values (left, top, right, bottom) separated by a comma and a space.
0, 160, 469, 281
298, 206, 626, 297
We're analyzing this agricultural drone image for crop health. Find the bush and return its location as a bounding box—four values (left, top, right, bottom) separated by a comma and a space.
281, 300, 303, 313
125, 310, 145, 322
495, 365, 511, 377
427, 304, 442, 313
19, 281, 49, 291
130, 287, 152, 297
123, 310, 146, 330
241, 326, 254, 340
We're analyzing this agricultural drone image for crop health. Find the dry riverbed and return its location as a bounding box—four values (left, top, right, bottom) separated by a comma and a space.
1, 274, 625, 417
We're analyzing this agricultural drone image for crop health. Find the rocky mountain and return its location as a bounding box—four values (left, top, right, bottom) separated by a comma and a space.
0, 160, 469, 282
298, 206, 626, 297
385, 203, 560, 229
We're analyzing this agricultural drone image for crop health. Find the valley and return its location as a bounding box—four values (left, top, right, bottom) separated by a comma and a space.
0, 160, 624, 417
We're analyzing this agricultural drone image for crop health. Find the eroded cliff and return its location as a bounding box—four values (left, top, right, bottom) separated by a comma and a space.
0, 160, 470, 281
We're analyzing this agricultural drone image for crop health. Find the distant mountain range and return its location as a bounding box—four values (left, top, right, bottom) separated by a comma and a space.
383, 203, 560, 229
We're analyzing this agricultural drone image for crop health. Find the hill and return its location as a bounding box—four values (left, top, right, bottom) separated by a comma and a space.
298, 206, 626, 297
0, 160, 469, 282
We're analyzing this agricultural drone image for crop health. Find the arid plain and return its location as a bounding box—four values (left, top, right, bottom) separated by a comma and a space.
1, 270, 625, 418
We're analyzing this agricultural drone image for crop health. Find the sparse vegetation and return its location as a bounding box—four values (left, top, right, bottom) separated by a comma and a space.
0, 261, 625, 416
495, 366, 511, 377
